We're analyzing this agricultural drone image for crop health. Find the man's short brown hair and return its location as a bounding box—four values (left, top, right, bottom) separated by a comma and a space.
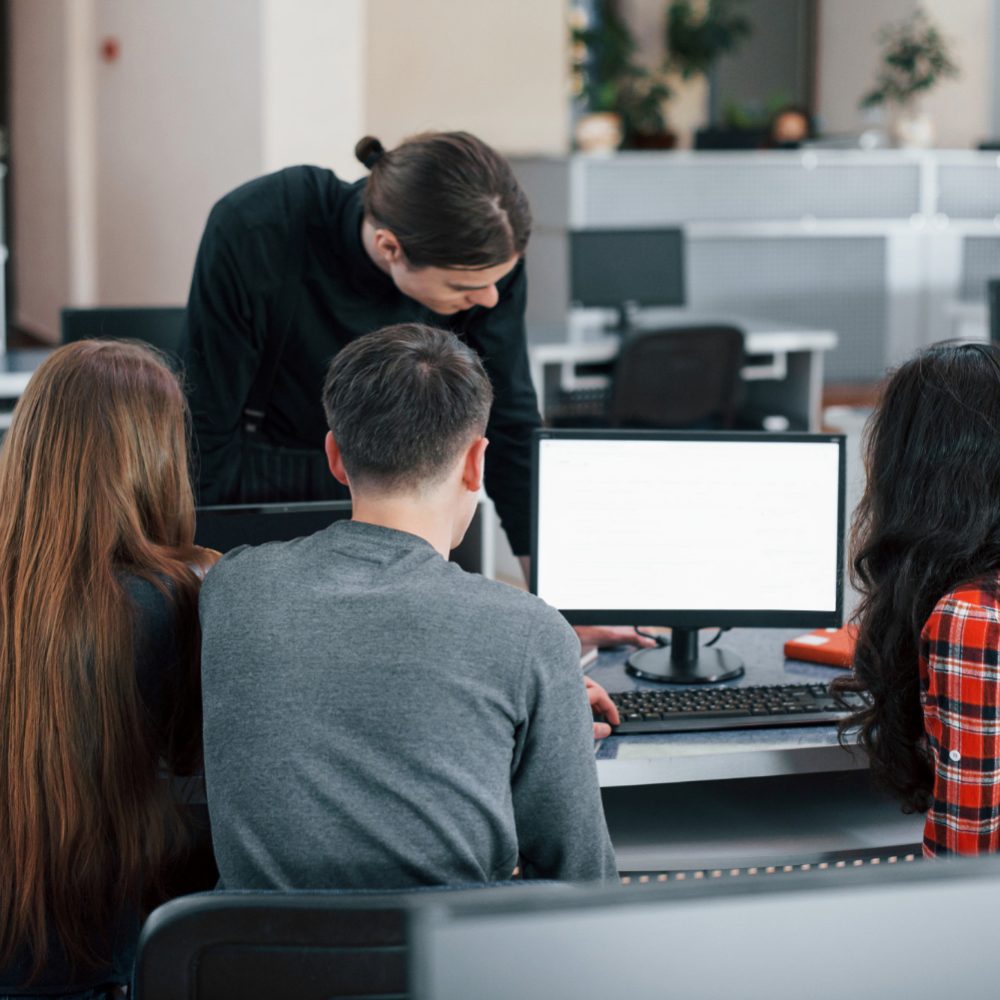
322, 323, 493, 490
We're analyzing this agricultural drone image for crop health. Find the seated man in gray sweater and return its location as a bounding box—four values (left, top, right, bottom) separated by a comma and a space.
200, 322, 618, 889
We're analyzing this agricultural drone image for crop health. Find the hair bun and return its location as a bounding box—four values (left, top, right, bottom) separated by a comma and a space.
355, 136, 386, 170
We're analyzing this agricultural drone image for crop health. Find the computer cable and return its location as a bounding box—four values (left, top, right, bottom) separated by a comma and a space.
634, 626, 731, 648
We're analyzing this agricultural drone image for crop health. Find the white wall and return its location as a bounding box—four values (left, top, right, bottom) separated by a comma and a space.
93, 0, 263, 308
10, 0, 74, 339
364, 0, 569, 154
260, 0, 366, 180
921, 0, 994, 147
817, 0, 992, 147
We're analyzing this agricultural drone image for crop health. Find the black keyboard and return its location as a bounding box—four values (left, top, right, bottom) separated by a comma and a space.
609, 684, 867, 735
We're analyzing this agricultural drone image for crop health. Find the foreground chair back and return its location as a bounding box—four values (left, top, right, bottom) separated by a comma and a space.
134, 891, 413, 1000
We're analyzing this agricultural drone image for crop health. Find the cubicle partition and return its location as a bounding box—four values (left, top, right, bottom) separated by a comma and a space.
513, 151, 1000, 382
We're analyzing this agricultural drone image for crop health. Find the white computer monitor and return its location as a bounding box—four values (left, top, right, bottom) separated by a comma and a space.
531, 430, 845, 683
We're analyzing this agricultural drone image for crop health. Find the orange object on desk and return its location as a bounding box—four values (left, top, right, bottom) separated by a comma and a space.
783, 625, 858, 668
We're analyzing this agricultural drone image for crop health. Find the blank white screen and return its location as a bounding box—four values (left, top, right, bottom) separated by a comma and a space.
535, 437, 841, 613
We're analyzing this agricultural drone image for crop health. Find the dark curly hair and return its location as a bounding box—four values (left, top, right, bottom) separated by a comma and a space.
834, 341, 1000, 811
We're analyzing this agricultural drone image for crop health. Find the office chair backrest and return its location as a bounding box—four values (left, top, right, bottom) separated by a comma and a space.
134, 891, 414, 999
60, 307, 186, 364
609, 325, 744, 429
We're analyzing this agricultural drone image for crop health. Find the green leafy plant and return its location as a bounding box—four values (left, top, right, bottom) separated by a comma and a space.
665, 0, 752, 80
860, 7, 958, 109
571, 0, 673, 140
570, 0, 753, 145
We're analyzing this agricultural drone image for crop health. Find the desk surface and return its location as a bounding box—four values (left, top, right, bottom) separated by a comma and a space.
0, 349, 50, 398
535, 311, 837, 355
591, 628, 865, 788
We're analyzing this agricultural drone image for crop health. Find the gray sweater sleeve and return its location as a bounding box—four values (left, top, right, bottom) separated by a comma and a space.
510, 608, 618, 883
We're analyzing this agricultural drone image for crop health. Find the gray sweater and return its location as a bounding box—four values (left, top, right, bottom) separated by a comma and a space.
200, 520, 617, 889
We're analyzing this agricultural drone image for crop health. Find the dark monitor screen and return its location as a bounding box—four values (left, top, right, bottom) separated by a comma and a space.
531, 430, 845, 682
60, 307, 186, 363
569, 228, 685, 311
195, 499, 484, 574
195, 500, 353, 553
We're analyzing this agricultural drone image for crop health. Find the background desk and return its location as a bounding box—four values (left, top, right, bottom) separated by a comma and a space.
591, 629, 924, 872
0, 351, 43, 433
530, 317, 837, 432
513, 150, 1000, 384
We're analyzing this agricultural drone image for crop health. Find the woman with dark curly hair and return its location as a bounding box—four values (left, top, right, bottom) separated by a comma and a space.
835, 341, 1000, 856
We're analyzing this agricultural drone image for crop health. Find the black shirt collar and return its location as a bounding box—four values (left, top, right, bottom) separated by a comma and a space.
338, 180, 398, 298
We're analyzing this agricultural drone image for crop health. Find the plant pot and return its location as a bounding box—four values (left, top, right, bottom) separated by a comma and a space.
627, 130, 677, 150
892, 101, 934, 149
574, 112, 624, 153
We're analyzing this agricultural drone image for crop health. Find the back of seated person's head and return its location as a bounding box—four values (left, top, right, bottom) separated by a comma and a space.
322, 322, 494, 496
0, 339, 207, 985
836, 340, 1000, 812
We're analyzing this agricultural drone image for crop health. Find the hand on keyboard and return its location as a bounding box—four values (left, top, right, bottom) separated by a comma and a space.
586, 676, 620, 739
575, 625, 658, 651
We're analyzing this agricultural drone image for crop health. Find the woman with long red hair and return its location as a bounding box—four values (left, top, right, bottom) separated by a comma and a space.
0, 340, 214, 995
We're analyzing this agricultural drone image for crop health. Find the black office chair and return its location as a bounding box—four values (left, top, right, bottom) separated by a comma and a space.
134, 884, 561, 1000
608, 325, 745, 429
134, 891, 415, 999
60, 306, 186, 365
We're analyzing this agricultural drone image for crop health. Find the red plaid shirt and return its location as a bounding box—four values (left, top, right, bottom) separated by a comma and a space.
920, 578, 1000, 856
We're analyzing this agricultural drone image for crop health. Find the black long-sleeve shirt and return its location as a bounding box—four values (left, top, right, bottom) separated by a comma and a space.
182, 166, 541, 555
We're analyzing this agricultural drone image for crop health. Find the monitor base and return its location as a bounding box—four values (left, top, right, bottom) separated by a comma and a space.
626, 643, 745, 685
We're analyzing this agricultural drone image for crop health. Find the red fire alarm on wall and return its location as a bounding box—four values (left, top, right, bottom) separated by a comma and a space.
100, 37, 121, 63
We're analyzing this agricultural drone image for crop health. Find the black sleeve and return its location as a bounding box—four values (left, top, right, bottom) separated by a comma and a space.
181, 202, 264, 504
126, 576, 202, 772
461, 259, 541, 556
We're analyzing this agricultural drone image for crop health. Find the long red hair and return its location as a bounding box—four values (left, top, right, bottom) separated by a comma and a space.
0, 340, 209, 979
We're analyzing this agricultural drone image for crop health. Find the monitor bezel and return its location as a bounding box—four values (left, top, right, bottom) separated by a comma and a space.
530, 429, 846, 628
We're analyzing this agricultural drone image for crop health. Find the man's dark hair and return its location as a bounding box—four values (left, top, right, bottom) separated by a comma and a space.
323, 323, 494, 490
354, 131, 531, 269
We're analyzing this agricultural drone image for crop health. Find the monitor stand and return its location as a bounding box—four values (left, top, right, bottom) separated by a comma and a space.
607, 300, 641, 335
625, 627, 745, 684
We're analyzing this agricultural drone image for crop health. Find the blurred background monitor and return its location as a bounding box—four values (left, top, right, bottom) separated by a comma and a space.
60, 307, 186, 367
569, 228, 685, 332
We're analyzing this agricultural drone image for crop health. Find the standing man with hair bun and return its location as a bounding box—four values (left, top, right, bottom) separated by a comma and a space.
184, 132, 532, 541
182, 130, 651, 655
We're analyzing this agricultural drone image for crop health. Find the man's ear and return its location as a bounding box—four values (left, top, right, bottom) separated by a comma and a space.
372, 228, 404, 265
325, 431, 350, 486
461, 436, 489, 493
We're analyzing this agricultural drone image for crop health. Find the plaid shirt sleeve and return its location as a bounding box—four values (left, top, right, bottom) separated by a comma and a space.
920, 584, 1000, 857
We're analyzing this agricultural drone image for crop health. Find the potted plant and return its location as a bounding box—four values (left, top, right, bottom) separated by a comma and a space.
860, 7, 958, 148
570, 0, 674, 150
665, 0, 752, 80
663, 0, 752, 148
